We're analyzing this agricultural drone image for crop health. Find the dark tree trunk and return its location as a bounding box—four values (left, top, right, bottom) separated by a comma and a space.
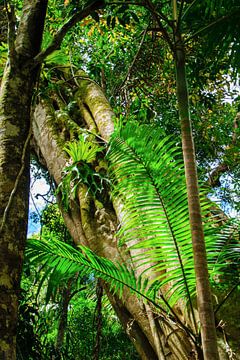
0, 1, 47, 358
56, 281, 72, 355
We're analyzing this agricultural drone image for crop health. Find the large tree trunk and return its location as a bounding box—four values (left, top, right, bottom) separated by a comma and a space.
0, 1, 47, 358
32, 71, 202, 360
32, 69, 240, 360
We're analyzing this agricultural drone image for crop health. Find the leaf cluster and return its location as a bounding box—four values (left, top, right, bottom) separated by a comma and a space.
57, 135, 109, 208
27, 123, 240, 317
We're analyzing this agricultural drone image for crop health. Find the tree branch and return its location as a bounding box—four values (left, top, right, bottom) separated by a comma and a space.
69, 286, 88, 301
184, 10, 240, 44
208, 163, 229, 188
176, 0, 185, 32
181, 0, 200, 21
215, 281, 240, 315
144, 0, 175, 54
32, 0, 105, 67
116, 27, 148, 94
207, 112, 240, 187
4, 0, 16, 63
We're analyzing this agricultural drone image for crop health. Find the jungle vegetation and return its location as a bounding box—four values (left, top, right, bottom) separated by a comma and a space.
0, 1, 239, 359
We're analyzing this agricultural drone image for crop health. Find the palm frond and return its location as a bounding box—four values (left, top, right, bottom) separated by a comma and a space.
26, 238, 146, 303
25, 237, 195, 336
108, 122, 240, 308
108, 122, 195, 306
184, 0, 240, 74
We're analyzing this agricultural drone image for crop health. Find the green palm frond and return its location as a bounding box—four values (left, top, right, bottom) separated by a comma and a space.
184, 0, 240, 73
108, 123, 194, 306
28, 122, 239, 320
108, 122, 239, 307
26, 238, 146, 302
26, 237, 199, 340
25, 237, 196, 336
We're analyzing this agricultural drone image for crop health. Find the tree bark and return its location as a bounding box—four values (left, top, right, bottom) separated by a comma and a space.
0, 1, 47, 358
55, 280, 72, 355
32, 71, 200, 360
31, 67, 240, 359
174, 32, 219, 360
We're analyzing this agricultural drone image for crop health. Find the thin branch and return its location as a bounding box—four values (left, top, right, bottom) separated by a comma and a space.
232, 111, 240, 145
184, 10, 239, 44
181, 0, 199, 21
116, 27, 148, 93
30, 191, 42, 219
108, 1, 145, 5
176, 0, 185, 32
32, 0, 105, 67
208, 163, 229, 188
144, 0, 175, 53
214, 281, 240, 315
35, 193, 54, 204
145, 0, 173, 27
207, 112, 239, 187
69, 286, 88, 301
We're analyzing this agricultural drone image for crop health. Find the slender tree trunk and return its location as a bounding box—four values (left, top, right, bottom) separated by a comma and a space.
174, 32, 219, 359
0, 1, 47, 358
55, 282, 72, 357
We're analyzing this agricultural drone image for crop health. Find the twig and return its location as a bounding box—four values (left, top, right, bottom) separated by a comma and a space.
68, 286, 88, 301
108, 2, 145, 6
30, 191, 42, 219
32, 0, 105, 67
184, 10, 239, 44
116, 27, 148, 93
215, 281, 240, 315
144, 0, 175, 53
181, 0, 199, 21
207, 112, 239, 187
145, 0, 173, 27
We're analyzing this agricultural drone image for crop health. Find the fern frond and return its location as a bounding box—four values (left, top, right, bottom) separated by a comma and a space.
63, 135, 104, 163
26, 238, 145, 303
108, 122, 195, 305
25, 238, 195, 335
108, 122, 240, 307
